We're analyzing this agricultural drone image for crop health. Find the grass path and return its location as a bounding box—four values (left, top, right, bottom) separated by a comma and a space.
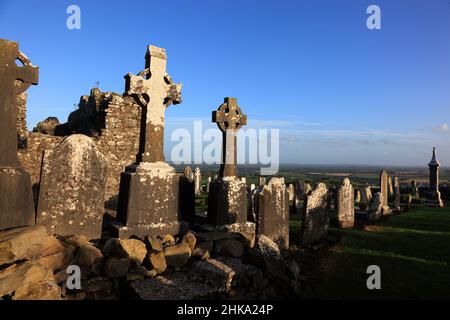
292, 206, 450, 299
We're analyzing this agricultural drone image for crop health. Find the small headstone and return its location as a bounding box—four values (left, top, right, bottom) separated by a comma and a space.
258, 177, 266, 187
250, 184, 256, 191
361, 186, 373, 206
369, 192, 383, 221
287, 184, 295, 201
0, 40, 39, 231
301, 183, 330, 245
184, 166, 194, 181
36, 135, 107, 239
410, 180, 419, 197
393, 177, 401, 212
355, 190, 361, 203
194, 167, 202, 195
256, 178, 289, 249
380, 170, 391, 215
206, 177, 212, 193
304, 183, 312, 195
388, 176, 394, 198
294, 179, 306, 215
336, 178, 354, 228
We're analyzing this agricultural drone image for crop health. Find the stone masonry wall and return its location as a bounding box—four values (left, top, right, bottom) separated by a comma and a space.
17, 89, 142, 208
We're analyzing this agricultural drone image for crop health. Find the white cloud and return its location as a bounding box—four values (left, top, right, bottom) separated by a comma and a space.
435, 123, 449, 133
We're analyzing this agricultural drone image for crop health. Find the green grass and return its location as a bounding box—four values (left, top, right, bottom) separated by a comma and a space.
291, 206, 450, 299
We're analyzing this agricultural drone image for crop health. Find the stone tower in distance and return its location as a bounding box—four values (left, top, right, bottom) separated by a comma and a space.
428, 147, 444, 207
428, 147, 440, 192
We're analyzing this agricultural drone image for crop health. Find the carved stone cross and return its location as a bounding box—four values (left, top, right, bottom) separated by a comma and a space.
0, 39, 39, 167
125, 45, 182, 163
0, 39, 38, 230
212, 97, 247, 177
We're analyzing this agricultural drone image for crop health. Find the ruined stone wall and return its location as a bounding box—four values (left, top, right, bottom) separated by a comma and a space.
18, 89, 142, 208
17, 92, 28, 147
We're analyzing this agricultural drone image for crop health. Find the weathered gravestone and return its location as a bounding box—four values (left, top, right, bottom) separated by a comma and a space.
301, 183, 330, 245
194, 167, 202, 195
393, 177, 401, 212
115, 45, 183, 238
287, 184, 295, 201
259, 177, 266, 187
361, 186, 373, 205
0, 39, 39, 230
206, 177, 212, 193
36, 135, 107, 239
369, 192, 383, 221
294, 179, 306, 215
179, 166, 195, 223
410, 180, 419, 197
184, 166, 194, 181
256, 178, 289, 249
207, 98, 247, 227
355, 190, 361, 203
380, 170, 392, 215
336, 178, 354, 228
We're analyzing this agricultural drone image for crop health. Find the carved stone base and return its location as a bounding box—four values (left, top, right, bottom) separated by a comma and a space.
207, 177, 247, 225
116, 162, 180, 239
0, 167, 35, 230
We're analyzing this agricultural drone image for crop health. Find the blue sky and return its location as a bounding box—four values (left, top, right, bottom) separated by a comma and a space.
1, 0, 449, 166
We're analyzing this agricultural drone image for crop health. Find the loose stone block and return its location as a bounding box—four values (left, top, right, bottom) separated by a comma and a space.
301, 183, 330, 245
256, 178, 289, 249
36, 134, 107, 239
336, 178, 354, 228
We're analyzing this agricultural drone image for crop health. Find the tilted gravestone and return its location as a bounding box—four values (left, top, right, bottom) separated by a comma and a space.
0, 39, 39, 231
380, 170, 392, 215
115, 45, 183, 239
256, 178, 290, 249
301, 183, 330, 245
207, 98, 247, 226
393, 177, 401, 212
336, 178, 354, 228
36, 135, 107, 239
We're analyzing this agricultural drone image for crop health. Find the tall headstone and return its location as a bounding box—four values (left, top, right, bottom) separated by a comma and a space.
256, 178, 289, 249
287, 184, 295, 201
115, 45, 183, 238
428, 147, 444, 207
336, 178, 354, 228
194, 167, 202, 195
0, 39, 39, 230
301, 183, 330, 245
393, 177, 401, 212
207, 98, 248, 226
36, 135, 107, 239
361, 186, 373, 205
379, 170, 392, 215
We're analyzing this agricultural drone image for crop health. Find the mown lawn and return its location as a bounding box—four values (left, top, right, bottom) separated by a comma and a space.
290, 206, 450, 299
